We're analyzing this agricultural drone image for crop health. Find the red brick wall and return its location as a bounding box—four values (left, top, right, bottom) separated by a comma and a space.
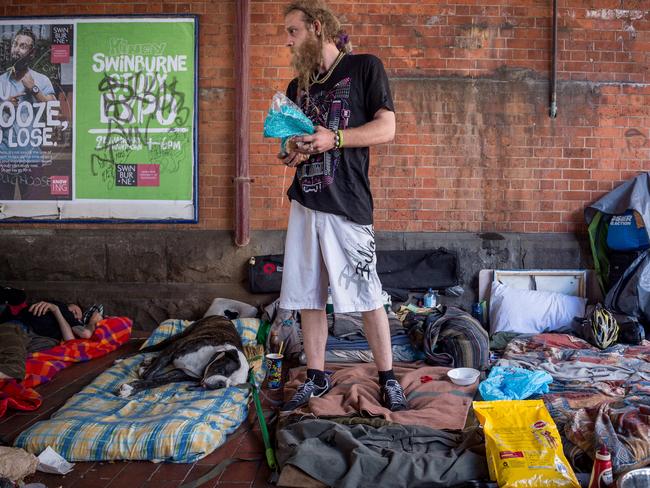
2, 1, 649, 233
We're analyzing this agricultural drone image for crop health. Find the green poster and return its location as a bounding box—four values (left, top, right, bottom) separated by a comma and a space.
75, 20, 195, 200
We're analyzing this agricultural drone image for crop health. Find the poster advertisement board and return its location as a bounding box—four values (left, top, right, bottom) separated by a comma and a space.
0, 16, 197, 221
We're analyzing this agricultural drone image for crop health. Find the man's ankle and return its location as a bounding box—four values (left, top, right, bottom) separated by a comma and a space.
307, 368, 327, 388
378, 369, 396, 385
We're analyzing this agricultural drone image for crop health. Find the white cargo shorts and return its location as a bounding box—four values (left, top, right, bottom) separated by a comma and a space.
279, 200, 384, 313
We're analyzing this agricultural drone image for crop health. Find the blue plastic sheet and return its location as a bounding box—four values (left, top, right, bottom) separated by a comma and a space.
263, 92, 314, 149
478, 366, 553, 401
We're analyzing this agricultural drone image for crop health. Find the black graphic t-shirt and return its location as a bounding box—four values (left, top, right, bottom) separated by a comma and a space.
286, 54, 394, 225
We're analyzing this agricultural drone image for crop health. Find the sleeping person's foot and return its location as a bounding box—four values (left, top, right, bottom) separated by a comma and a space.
281, 376, 331, 412
380, 379, 409, 411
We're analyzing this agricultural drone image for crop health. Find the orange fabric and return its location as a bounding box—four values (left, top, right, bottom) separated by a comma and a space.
0, 316, 132, 417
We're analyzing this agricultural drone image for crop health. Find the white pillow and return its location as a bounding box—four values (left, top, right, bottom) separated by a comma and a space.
203, 298, 258, 319
489, 280, 587, 335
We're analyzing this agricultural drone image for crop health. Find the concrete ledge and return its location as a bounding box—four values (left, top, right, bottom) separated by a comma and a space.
0, 229, 591, 330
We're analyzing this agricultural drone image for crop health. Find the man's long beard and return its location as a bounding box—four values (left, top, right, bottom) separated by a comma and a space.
291, 34, 321, 95
9, 53, 31, 75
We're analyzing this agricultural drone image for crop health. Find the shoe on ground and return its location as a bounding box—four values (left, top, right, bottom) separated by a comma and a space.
281, 376, 331, 412
380, 379, 409, 411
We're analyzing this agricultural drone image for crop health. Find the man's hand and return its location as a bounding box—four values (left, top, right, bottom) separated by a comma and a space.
8, 93, 24, 107
293, 126, 337, 155
278, 149, 309, 168
20, 72, 35, 91
29, 301, 59, 317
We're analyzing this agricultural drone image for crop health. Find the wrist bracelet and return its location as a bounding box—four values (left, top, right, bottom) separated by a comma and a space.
335, 129, 344, 149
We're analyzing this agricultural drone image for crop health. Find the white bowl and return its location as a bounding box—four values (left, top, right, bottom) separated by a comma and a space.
447, 367, 480, 386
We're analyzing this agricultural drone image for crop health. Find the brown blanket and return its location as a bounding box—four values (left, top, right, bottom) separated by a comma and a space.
0, 323, 28, 380
283, 363, 478, 429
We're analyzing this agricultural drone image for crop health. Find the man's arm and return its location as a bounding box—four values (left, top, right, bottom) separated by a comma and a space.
29, 301, 75, 341
292, 108, 395, 154
71, 326, 93, 339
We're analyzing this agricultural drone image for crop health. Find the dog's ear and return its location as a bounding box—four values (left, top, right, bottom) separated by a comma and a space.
225, 348, 240, 365
204, 351, 225, 374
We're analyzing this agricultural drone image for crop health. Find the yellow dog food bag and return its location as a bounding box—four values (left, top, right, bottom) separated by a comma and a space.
473, 400, 580, 488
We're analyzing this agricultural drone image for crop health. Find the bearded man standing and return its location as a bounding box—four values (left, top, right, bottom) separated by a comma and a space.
278, 0, 409, 412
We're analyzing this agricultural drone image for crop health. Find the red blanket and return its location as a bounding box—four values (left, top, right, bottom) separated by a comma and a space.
0, 316, 132, 418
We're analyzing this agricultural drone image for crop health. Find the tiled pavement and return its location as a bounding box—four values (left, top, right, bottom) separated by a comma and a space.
1, 333, 279, 488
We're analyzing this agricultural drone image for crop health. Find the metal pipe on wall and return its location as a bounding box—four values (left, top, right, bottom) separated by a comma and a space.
550, 0, 558, 118
234, 0, 252, 246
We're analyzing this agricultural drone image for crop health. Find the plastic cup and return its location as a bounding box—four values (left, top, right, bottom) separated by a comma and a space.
265, 353, 284, 389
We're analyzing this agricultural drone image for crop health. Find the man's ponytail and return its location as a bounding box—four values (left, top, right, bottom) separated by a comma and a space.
335, 30, 352, 53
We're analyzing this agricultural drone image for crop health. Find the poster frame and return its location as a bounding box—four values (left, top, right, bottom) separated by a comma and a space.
0, 14, 199, 224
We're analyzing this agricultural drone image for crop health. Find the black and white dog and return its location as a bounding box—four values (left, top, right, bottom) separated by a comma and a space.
117, 315, 249, 397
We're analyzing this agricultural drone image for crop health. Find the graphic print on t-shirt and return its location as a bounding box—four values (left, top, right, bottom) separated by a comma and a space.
297, 77, 351, 193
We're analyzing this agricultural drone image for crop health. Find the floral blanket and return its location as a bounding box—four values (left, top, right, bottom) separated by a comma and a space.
498, 333, 650, 474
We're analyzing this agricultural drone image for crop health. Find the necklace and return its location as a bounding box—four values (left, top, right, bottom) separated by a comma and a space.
310, 50, 345, 86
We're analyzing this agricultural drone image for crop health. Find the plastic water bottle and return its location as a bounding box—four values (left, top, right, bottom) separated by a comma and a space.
381, 290, 392, 312
326, 287, 334, 314
423, 288, 437, 308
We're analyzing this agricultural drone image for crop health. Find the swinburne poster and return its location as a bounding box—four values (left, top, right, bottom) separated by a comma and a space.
0, 17, 197, 221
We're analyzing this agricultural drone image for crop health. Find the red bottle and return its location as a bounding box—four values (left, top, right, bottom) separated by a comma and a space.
588, 445, 614, 488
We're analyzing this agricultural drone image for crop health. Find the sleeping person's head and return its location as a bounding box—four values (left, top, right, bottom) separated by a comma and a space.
82, 304, 104, 329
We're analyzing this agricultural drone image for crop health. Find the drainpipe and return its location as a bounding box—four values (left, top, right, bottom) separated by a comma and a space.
550, 0, 558, 118
234, 0, 252, 246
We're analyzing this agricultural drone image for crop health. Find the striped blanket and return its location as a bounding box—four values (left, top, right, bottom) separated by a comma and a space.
0, 316, 132, 418
423, 306, 489, 371
14, 318, 265, 463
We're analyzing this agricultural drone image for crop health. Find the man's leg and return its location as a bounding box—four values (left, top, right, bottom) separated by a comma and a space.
280, 308, 331, 412
361, 306, 392, 371
362, 306, 410, 411
301, 309, 329, 371
278, 202, 331, 412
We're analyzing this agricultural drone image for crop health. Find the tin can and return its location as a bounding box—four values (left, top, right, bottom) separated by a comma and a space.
265, 353, 283, 389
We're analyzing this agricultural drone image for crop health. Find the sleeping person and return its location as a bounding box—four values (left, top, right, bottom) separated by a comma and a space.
0, 287, 104, 380
1, 297, 100, 341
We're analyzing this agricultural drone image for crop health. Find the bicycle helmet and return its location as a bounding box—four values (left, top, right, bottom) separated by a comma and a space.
583, 304, 619, 349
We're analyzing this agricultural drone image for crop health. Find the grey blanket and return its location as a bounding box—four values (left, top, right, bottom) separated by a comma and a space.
277, 419, 488, 488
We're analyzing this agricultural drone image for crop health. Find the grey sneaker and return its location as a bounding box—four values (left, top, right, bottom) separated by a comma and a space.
281, 377, 331, 412
380, 379, 409, 411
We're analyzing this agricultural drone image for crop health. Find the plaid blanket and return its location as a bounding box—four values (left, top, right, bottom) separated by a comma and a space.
498, 333, 650, 474
0, 317, 132, 418
14, 318, 265, 463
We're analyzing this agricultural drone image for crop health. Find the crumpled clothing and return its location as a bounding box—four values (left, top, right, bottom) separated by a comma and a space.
565, 397, 650, 474
277, 419, 489, 488
325, 343, 424, 363
261, 298, 301, 357
327, 311, 405, 339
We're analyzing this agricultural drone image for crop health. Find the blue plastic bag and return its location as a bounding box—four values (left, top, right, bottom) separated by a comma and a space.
478, 366, 553, 401
263, 92, 314, 150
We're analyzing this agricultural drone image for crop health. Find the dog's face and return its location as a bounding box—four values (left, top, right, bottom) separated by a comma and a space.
202, 346, 248, 389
